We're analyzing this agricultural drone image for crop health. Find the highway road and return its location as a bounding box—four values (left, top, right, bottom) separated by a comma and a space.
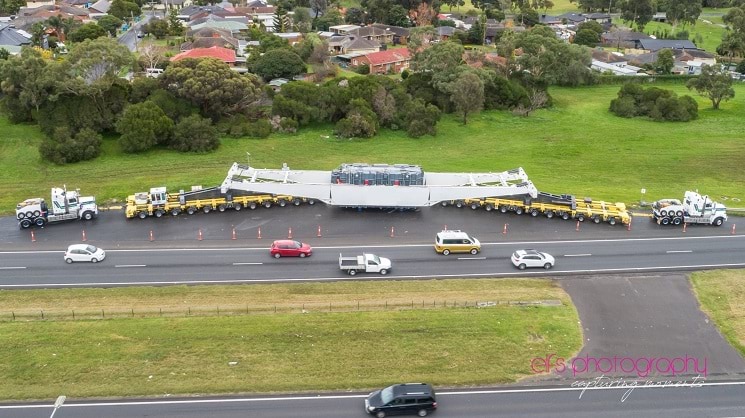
1, 234, 744, 287
3, 381, 745, 418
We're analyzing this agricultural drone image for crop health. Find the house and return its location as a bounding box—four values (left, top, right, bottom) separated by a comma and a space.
340, 36, 380, 55
591, 49, 628, 65
636, 38, 698, 52
0, 23, 32, 49
437, 26, 457, 41
590, 59, 644, 76
170, 45, 236, 65
178, 5, 227, 21
88, 0, 110, 15
652, 12, 667, 23
555, 12, 586, 25
181, 36, 238, 51
188, 17, 248, 34
601, 30, 650, 49
348, 26, 394, 45
539, 14, 562, 26
329, 24, 361, 35
13, 5, 90, 32
585, 13, 611, 23
370, 23, 410, 45
351, 48, 411, 74
274, 32, 303, 45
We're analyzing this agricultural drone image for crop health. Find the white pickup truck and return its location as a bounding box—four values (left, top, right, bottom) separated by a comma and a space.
339, 253, 392, 276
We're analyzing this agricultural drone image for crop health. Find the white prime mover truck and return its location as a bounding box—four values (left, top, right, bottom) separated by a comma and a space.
339, 253, 392, 276
16, 186, 98, 229
652, 191, 727, 226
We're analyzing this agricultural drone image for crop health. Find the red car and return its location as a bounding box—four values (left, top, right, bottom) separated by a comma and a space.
270, 240, 312, 258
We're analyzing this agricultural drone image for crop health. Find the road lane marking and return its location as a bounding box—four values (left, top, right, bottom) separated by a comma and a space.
233, 262, 263, 265
457, 257, 486, 260
0, 266, 26, 270
564, 254, 592, 257
667, 250, 693, 253
2, 380, 745, 409
114, 265, 146, 268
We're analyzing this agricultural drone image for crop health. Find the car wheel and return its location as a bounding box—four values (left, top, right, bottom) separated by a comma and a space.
442, 249, 450, 256
65, 258, 73, 264
91, 258, 98, 263
274, 253, 281, 259
518, 263, 526, 270
470, 248, 478, 255
83, 211, 94, 220
544, 263, 552, 269
376, 411, 386, 418
380, 269, 388, 275
348, 270, 357, 276
418, 409, 428, 417
299, 253, 306, 258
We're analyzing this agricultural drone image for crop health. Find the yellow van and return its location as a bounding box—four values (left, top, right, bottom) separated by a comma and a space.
434, 230, 481, 255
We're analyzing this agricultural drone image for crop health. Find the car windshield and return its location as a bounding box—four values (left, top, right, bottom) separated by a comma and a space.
372, 255, 381, 264
380, 385, 395, 404
85, 245, 98, 253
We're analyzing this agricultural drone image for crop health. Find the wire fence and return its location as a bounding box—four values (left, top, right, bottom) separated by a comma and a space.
0, 299, 562, 322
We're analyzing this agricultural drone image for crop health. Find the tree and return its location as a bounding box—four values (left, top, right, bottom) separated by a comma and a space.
386, 4, 411, 27
620, 0, 655, 31
512, 88, 548, 116
171, 115, 220, 153
310, 0, 327, 18
404, 98, 441, 137
0, 48, 55, 122
39, 127, 103, 164
664, 0, 703, 27
577, 20, 603, 36
0, 0, 26, 15
251, 49, 306, 80
144, 18, 170, 39
109, 0, 141, 21
443, 0, 465, 11
273, 6, 291, 33
411, 41, 465, 93
98, 15, 124, 37
68, 23, 107, 43
334, 99, 378, 138
0, 48, 9, 60
687, 64, 736, 109
116, 101, 175, 153
450, 71, 484, 124
313, 7, 343, 31
161, 58, 261, 119
655, 48, 675, 74
293, 7, 312, 32
168, 8, 184, 36
573, 28, 599, 46
139, 44, 166, 70
407, 26, 438, 54
345, 7, 367, 25
413, 2, 436, 26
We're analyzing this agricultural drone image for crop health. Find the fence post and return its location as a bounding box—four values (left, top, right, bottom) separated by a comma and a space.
131, 308, 134, 317
101, 309, 104, 319
160, 308, 162, 317
358, 300, 360, 311
217, 306, 219, 316
385, 301, 388, 309
41, 310, 44, 320
188, 307, 191, 316
72, 310, 75, 320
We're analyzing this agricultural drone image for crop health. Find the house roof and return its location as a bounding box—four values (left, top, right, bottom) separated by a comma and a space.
539, 14, 562, 24
601, 30, 650, 42
189, 19, 248, 32
234, 5, 275, 15
637, 38, 698, 51
591, 49, 627, 63
89, 0, 110, 13
0, 23, 32, 46
189, 36, 238, 50
179, 5, 227, 19
363, 48, 410, 65
556, 13, 586, 23
674, 48, 715, 60
187, 26, 233, 38
586, 13, 610, 19
342, 36, 380, 51
348, 26, 394, 38
437, 26, 456, 36
370, 23, 410, 37
170, 46, 237, 63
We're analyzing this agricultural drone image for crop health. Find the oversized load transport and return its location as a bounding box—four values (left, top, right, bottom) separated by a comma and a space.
16, 187, 98, 229
652, 191, 727, 226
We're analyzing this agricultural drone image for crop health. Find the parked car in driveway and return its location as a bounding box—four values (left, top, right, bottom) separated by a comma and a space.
365, 383, 437, 417
511, 249, 555, 270
270, 240, 312, 258
64, 244, 106, 264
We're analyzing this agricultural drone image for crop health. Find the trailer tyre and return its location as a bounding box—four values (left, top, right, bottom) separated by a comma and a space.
676, 211, 683, 217
576, 214, 585, 222
348, 270, 357, 276
713, 217, 724, 226
154, 210, 164, 218
561, 212, 570, 220
471, 202, 480, 210
171, 208, 181, 216
293, 198, 302, 206
218, 204, 226, 212
35, 218, 46, 227
441, 201, 448, 207
138, 211, 147, 219
661, 217, 670, 225
249, 202, 257, 210
546, 211, 555, 219
593, 216, 601, 224
187, 206, 197, 215
608, 217, 617, 225
33, 210, 40, 217
455, 200, 464, 208
485, 204, 494, 211
25, 211, 33, 219
499, 206, 508, 213
278, 199, 287, 207
263, 201, 272, 208
233, 203, 242, 211
17, 212, 25, 219
530, 209, 539, 217
203, 205, 212, 214
379, 269, 388, 275
660, 210, 668, 217
308, 199, 316, 205
672, 217, 682, 225
83, 211, 94, 220
20, 219, 32, 229
515, 207, 524, 215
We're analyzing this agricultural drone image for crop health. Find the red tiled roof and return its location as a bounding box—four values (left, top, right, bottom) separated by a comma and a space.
170, 46, 236, 63
364, 49, 410, 65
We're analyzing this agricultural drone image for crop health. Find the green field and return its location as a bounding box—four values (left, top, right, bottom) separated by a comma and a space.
0, 279, 581, 400
2, 83, 744, 213
691, 270, 745, 357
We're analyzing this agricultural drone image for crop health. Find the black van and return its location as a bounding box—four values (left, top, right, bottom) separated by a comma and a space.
364, 383, 437, 417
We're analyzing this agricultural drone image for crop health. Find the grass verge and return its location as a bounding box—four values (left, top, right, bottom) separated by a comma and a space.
690, 270, 745, 358
0, 279, 581, 400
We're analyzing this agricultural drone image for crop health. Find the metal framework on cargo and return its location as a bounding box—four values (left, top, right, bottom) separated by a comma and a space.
220, 163, 538, 208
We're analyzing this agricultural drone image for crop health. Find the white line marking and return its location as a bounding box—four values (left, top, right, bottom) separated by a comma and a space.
667, 250, 693, 253
564, 254, 592, 257
457, 257, 486, 260
114, 265, 146, 268
2, 380, 745, 409
3, 263, 745, 288
232, 262, 263, 265
0, 267, 26, 270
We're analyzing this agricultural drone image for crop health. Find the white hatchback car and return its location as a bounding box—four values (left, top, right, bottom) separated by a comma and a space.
511, 249, 555, 270
64, 244, 106, 264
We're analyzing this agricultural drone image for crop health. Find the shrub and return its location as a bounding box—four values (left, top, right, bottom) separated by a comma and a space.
39, 127, 102, 164
609, 96, 637, 118
609, 83, 698, 122
246, 119, 272, 138
171, 115, 220, 153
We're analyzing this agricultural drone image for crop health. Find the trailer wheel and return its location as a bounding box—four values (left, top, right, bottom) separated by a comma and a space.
20, 219, 32, 229
470, 202, 480, 210
278, 199, 287, 207
455, 200, 464, 208
203, 205, 212, 214
82, 211, 94, 221
661, 217, 670, 225
249, 202, 257, 210
546, 211, 554, 219
154, 210, 164, 218
293, 198, 302, 206
499, 206, 508, 213
441, 201, 448, 207
25, 211, 33, 219
676, 211, 683, 217
138, 211, 147, 219
17, 212, 25, 220
171, 208, 181, 216
33, 210, 41, 217
576, 214, 585, 222
485, 204, 494, 212
35, 218, 46, 227
593, 216, 601, 224
672, 217, 682, 225
561, 212, 570, 220
530, 209, 539, 217
348, 270, 357, 276
515, 207, 524, 215
660, 210, 668, 217
307, 199, 316, 205
233, 203, 242, 211
218, 204, 226, 212
263, 201, 273, 208
379, 269, 388, 275
608, 217, 617, 225
713, 217, 724, 226
187, 206, 197, 215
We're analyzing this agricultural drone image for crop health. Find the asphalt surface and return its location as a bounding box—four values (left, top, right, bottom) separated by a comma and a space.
4, 382, 745, 418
